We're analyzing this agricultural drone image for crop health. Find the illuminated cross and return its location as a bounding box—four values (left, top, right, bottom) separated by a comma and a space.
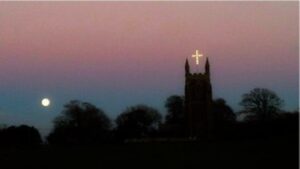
192, 50, 203, 65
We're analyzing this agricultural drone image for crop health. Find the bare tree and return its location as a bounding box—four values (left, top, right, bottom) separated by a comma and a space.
240, 88, 283, 121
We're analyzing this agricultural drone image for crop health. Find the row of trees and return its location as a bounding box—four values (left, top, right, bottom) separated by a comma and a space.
45, 87, 294, 145
0, 88, 298, 146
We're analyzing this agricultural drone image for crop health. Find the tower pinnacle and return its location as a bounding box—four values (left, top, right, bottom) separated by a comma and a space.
205, 57, 210, 76
185, 58, 190, 76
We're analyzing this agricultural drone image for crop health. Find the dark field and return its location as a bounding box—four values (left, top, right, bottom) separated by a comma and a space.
0, 136, 297, 169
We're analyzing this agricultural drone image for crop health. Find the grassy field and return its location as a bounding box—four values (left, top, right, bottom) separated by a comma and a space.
0, 136, 298, 169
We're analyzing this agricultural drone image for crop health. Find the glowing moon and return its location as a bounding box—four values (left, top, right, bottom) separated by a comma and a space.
41, 98, 50, 107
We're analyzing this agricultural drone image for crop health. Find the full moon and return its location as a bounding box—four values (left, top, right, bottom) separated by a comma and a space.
41, 98, 50, 107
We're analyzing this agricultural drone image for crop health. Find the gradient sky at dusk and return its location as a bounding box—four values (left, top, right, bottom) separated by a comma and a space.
0, 2, 298, 135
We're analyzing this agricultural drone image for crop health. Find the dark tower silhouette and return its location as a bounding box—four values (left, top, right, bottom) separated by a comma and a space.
185, 58, 213, 138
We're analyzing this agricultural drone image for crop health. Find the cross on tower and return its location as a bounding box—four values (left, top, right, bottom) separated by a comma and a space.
192, 50, 203, 65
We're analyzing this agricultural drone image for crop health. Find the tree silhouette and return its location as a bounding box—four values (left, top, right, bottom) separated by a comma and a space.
239, 88, 283, 121
0, 125, 42, 147
115, 105, 162, 140
213, 98, 236, 124
212, 98, 236, 138
165, 95, 185, 125
161, 95, 186, 137
47, 100, 111, 145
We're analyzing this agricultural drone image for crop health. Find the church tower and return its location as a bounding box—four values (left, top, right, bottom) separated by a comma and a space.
185, 58, 213, 138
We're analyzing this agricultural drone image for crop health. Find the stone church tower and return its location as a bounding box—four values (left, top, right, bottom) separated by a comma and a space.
185, 58, 213, 137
